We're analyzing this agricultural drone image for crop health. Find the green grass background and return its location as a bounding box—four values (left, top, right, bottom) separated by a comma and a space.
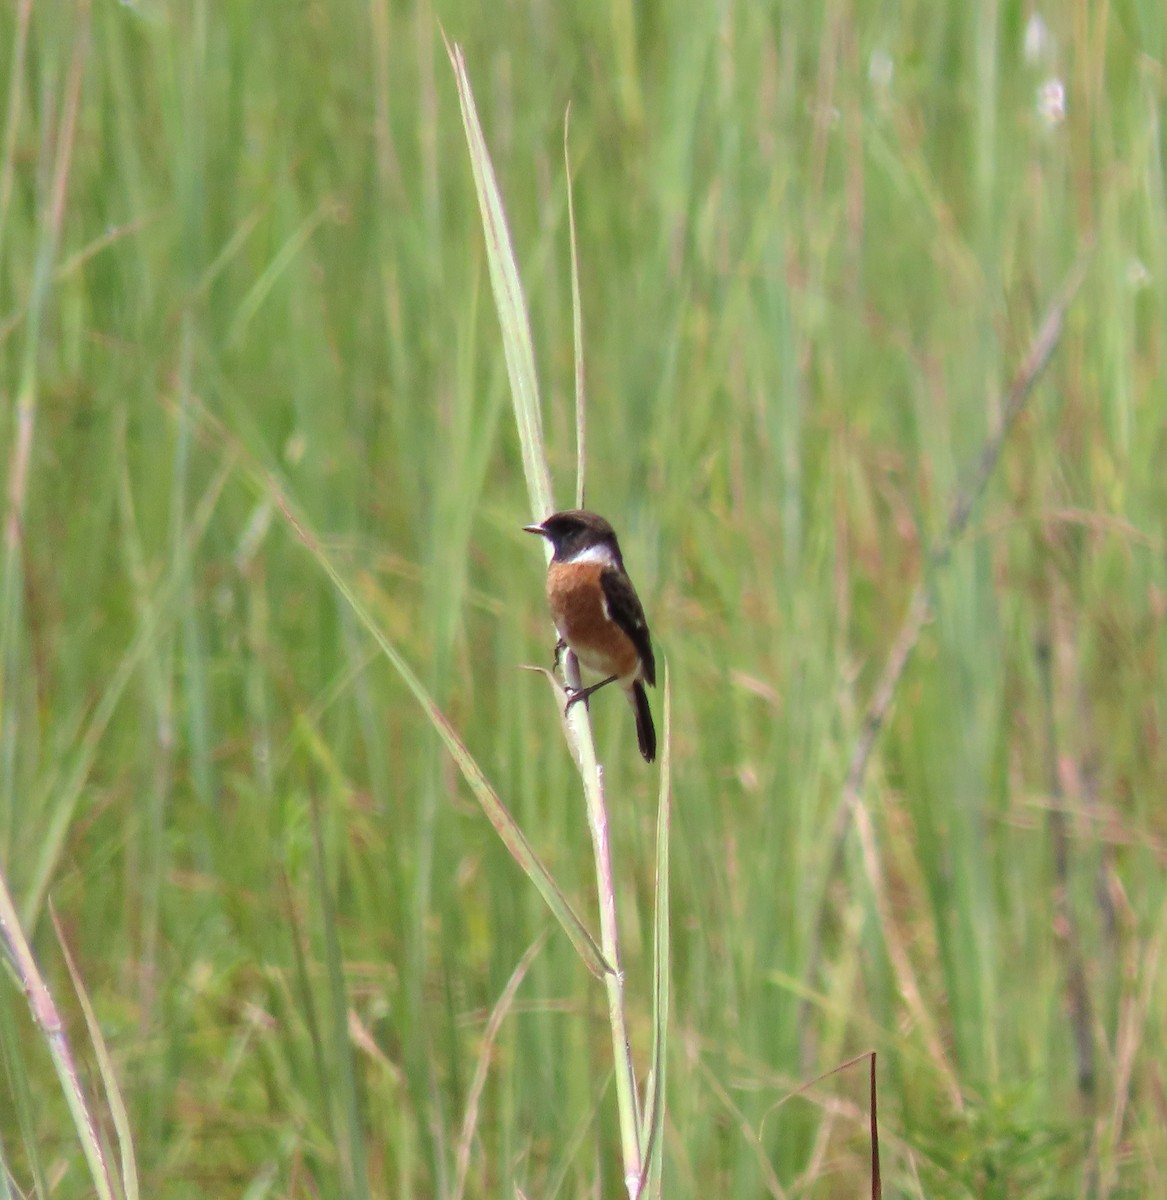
2, 0, 1165, 1196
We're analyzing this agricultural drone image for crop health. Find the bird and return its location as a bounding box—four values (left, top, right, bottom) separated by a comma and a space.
524, 509, 657, 762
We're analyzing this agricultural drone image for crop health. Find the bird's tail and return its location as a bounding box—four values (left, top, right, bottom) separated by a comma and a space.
629, 681, 657, 763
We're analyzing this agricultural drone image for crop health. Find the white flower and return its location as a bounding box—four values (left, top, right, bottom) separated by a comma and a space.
1126, 259, 1151, 289
1024, 13, 1053, 65
1036, 78, 1066, 126
868, 49, 894, 92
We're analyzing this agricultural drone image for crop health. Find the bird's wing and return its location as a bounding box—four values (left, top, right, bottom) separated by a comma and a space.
600, 567, 656, 686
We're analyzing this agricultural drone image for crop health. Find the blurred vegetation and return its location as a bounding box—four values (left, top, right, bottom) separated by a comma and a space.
0, 0, 1164, 1196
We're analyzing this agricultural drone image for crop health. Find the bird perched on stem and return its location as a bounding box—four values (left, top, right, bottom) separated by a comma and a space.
524, 509, 656, 762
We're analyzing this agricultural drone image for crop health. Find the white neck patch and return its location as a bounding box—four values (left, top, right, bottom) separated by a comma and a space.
563, 542, 617, 567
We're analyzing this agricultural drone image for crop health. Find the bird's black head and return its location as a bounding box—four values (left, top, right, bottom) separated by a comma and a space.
523, 509, 625, 567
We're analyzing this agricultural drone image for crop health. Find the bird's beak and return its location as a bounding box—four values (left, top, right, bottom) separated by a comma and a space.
522, 523, 547, 537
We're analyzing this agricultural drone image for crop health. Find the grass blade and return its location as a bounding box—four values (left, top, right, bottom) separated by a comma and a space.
445, 37, 553, 519
269, 482, 611, 980
638, 668, 672, 1199
52, 904, 139, 1200
0, 870, 114, 1200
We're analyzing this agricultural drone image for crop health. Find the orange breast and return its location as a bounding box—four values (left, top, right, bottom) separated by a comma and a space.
547, 561, 640, 681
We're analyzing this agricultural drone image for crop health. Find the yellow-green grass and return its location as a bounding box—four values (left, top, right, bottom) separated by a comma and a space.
1, 1, 1164, 1197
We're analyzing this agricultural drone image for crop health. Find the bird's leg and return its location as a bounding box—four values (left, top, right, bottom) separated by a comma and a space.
553, 636, 569, 673
563, 674, 618, 715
